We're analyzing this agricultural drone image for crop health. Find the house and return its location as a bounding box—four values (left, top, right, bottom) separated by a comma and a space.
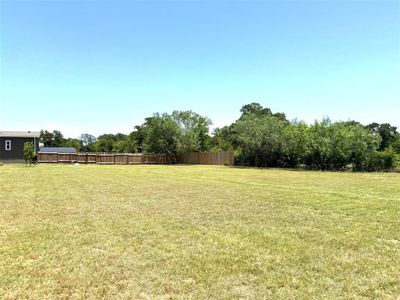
0, 131, 40, 161
39, 147, 77, 153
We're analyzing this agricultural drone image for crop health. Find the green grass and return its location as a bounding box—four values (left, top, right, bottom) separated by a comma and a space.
0, 164, 399, 299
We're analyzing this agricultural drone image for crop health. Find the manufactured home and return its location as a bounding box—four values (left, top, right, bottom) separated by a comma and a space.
0, 131, 40, 161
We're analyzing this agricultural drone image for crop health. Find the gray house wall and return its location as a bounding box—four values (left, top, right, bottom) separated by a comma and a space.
0, 137, 40, 160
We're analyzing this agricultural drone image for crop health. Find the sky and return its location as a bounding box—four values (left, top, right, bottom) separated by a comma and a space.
0, 0, 399, 138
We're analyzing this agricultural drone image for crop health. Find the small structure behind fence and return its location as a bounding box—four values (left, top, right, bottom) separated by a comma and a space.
38, 151, 234, 165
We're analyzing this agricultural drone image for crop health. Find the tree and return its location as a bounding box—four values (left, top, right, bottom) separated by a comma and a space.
94, 133, 127, 152
218, 102, 289, 166
23, 142, 35, 166
40, 130, 66, 147
282, 121, 310, 167
303, 119, 330, 169
79, 134, 97, 152
240, 102, 271, 117
126, 131, 139, 153
367, 146, 399, 171
112, 138, 137, 153
53, 130, 65, 146
40, 130, 54, 147
239, 102, 287, 122
132, 122, 149, 153
366, 123, 398, 151
142, 113, 181, 161
234, 114, 285, 167
63, 138, 82, 151
172, 110, 212, 153
379, 146, 399, 171
389, 133, 400, 154
302, 120, 380, 171
209, 126, 234, 152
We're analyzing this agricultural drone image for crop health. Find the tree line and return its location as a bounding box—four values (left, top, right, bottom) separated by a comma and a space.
40, 102, 400, 171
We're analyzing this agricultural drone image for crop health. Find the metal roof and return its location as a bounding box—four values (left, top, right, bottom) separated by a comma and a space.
40, 147, 77, 153
0, 131, 40, 138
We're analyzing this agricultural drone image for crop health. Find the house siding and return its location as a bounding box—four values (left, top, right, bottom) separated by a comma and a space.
0, 137, 40, 160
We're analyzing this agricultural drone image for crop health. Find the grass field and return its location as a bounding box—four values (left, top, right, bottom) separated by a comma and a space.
0, 164, 399, 299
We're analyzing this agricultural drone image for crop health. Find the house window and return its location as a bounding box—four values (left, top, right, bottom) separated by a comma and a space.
5, 140, 11, 151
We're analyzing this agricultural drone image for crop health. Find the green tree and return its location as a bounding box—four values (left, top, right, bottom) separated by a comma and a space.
380, 146, 399, 171
79, 134, 97, 152
131, 123, 148, 153
240, 102, 271, 117
366, 123, 398, 151
94, 133, 127, 152
40, 130, 66, 147
347, 124, 381, 171
239, 102, 287, 122
172, 110, 212, 153
303, 119, 332, 169
234, 114, 285, 167
53, 130, 65, 146
390, 134, 400, 154
40, 130, 54, 147
366, 146, 399, 171
112, 138, 137, 153
209, 126, 234, 152
142, 113, 181, 161
63, 138, 82, 151
282, 121, 310, 167
303, 120, 380, 171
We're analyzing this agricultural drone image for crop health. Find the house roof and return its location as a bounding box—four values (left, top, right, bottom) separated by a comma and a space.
0, 131, 40, 138
40, 147, 77, 153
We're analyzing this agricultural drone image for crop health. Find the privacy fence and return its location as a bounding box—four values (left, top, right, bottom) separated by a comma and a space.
37, 153, 170, 165
37, 151, 234, 165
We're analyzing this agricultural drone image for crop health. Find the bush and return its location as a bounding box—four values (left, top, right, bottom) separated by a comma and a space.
366, 147, 399, 171
380, 147, 399, 171
391, 135, 400, 154
24, 142, 35, 166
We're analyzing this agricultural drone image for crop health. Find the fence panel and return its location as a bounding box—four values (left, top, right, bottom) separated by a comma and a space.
37, 152, 58, 163
115, 154, 129, 165
87, 153, 97, 163
177, 151, 233, 165
154, 154, 170, 164
76, 153, 87, 163
128, 154, 143, 164
96, 154, 115, 165
57, 153, 71, 163
38, 151, 232, 165
70, 153, 77, 162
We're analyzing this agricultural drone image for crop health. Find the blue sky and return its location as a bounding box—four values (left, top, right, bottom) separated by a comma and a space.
0, 0, 399, 138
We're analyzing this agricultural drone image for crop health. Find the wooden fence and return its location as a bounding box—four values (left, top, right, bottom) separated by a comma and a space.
177, 151, 234, 165
38, 151, 234, 165
37, 152, 170, 165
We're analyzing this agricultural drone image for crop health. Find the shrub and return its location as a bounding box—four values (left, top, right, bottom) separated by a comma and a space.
24, 142, 35, 166
366, 147, 399, 171
380, 147, 399, 171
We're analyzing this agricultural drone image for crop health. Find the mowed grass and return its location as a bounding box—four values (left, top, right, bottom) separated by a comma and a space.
0, 165, 399, 299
